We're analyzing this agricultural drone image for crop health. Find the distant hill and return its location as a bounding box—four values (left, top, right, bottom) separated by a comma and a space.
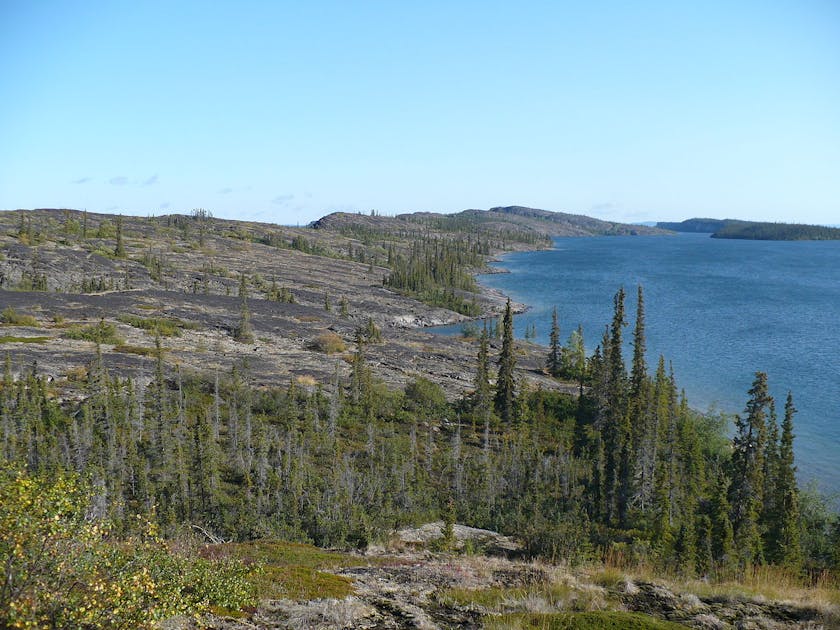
657, 218, 840, 241
314, 206, 668, 241
656, 218, 729, 233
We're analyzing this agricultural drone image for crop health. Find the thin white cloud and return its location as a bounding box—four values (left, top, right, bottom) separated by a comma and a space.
142, 174, 159, 186
109, 176, 128, 186
72, 177, 91, 184
272, 194, 295, 205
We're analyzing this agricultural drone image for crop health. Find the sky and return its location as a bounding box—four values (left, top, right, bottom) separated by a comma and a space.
1, 1, 838, 226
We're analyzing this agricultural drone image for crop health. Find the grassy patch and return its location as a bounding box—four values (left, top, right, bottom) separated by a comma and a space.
253, 564, 353, 600
0, 336, 51, 344
485, 611, 686, 630
590, 567, 626, 590
440, 581, 606, 615
117, 313, 199, 337
200, 540, 360, 601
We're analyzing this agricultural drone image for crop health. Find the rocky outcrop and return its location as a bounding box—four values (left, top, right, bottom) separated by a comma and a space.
387, 522, 522, 557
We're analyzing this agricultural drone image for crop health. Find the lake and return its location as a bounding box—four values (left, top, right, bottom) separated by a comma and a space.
435, 233, 840, 494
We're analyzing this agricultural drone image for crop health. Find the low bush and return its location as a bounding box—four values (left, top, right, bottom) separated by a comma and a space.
1, 307, 37, 327
62, 320, 124, 345
311, 331, 346, 354
0, 467, 257, 629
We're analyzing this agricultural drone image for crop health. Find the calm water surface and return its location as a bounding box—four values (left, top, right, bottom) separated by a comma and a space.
436, 233, 840, 493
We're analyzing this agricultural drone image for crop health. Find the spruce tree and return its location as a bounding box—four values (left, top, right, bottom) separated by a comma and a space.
494, 299, 516, 423
235, 274, 254, 343
474, 324, 492, 427
774, 392, 802, 568
630, 285, 647, 398
730, 371, 771, 567
547, 306, 561, 377
114, 214, 126, 258
603, 287, 629, 525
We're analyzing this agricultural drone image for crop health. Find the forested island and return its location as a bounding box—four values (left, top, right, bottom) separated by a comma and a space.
657, 218, 840, 241
1, 208, 838, 629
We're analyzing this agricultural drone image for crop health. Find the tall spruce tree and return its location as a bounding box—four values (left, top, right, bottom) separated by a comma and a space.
114, 214, 126, 258
494, 299, 516, 423
474, 324, 492, 427
547, 307, 561, 377
773, 392, 802, 568
603, 287, 629, 525
235, 274, 254, 343
730, 371, 771, 567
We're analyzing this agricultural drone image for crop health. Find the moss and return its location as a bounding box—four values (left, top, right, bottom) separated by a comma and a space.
486, 611, 687, 630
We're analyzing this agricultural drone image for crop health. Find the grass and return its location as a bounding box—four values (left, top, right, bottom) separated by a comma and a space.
440, 578, 609, 616
674, 565, 840, 610
200, 540, 362, 601
485, 611, 688, 630
0, 336, 51, 344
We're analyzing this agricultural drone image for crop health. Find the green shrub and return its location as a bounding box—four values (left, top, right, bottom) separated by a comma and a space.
117, 314, 197, 337
62, 320, 124, 345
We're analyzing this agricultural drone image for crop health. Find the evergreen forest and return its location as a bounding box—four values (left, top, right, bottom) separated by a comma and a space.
3, 289, 837, 577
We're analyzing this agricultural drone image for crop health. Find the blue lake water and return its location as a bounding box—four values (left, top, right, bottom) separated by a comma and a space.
435, 233, 840, 494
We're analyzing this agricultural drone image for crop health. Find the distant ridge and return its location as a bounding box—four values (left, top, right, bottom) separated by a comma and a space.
313, 206, 667, 238
657, 218, 840, 241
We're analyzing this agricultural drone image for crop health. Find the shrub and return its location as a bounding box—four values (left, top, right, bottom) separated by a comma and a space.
62, 319, 124, 345
117, 314, 197, 337
311, 331, 346, 354
0, 467, 257, 629
1, 307, 37, 327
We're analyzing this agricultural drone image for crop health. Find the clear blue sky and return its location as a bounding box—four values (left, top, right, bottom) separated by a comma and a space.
1, 1, 838, 225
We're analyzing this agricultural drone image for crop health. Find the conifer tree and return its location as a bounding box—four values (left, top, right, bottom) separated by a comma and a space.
114, 214, 126, 258
494, 299, 516, 423
235, 274, 254, 343
711, 470, 736, 571
474, 325, 492, 426
730, 371, 771, 566
547, 306, 561, 377
773, 392, 802, 568
603, 287, 629, 525
630, 285, 647, 399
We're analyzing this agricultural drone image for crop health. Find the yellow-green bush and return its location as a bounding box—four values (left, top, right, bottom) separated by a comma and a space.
0, 467, 256, 629
0, 307, 37, 327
